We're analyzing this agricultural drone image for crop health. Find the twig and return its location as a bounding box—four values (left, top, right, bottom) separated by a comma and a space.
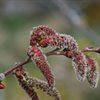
4, 57, 31, 76
82, 47, 100, 54
46, 48, 65, 56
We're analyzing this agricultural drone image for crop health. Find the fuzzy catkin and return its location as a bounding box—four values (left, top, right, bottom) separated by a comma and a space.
18, 79, 39, 100
41, 34, 88, 82
44, 34, 78, 50
29, 25, 99, 87
86, 55, 99, 88
14, 67, 39, 100
72, 51, 88, 82
28, 46, 55, 87
14, 67, 61, 100
26, 77, 61, 100
30, 25, 88, 82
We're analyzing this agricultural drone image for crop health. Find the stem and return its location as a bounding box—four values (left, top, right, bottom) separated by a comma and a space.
3, 47, 100, 78
4, 57, 31, 76
82, 47, 100, 54
46, 48, 64, 56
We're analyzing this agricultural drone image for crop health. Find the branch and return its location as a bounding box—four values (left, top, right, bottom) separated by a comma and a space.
4, 57, 31, 76
1, 46, 100, 82
46, 48, 65, 56
82, 47, 100, 54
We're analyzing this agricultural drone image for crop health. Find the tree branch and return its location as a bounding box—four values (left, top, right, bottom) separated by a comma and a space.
4, 57, 31, 76
82, 47, 100, 54
46, 48, 65, 56
1, 46, 100, 81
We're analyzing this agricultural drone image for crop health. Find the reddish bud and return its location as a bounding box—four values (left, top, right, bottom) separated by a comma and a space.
0, 82, 5, 89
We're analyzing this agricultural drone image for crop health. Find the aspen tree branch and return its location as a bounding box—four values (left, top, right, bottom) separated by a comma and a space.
2, 46, 100, 78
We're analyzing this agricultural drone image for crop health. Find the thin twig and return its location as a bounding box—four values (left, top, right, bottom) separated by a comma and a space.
82, 47, 100, 54
46, 48, 65, 56
4, 57, 31, 76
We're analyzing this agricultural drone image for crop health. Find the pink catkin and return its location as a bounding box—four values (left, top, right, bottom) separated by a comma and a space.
14, 67, 39, 100
86, 55, 99, 88
42, 34, 88, 82
28, 46, 55, 87
30, 25, 98, 83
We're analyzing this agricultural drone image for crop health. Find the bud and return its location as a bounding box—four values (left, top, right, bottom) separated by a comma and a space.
0, 82, 5, 89
0, 73, 5, 81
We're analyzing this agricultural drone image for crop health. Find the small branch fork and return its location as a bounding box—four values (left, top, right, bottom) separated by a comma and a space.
1, 47, 100, 82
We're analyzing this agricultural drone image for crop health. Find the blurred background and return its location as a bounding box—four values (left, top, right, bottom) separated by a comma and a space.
0, 0, 100, 100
